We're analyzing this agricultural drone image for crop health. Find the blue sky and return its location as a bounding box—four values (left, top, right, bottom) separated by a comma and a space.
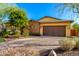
17, 3, 77, 21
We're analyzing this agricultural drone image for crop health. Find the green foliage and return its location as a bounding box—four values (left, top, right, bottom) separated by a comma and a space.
0, 29, 10, 38
13, 30, 21, 38
0, 4, 20, 38
0, 3, 17, 22
6, 7, 28, 27
0, 5, 29, 37
59, 38, 76, 51
5, 7, 29, 35
23, 32, 29, 37
59, 37, 79, 51
22, 28, 29, 37
0, 38, 5, 43
73, 37, 79, 48
72, 23, 79, 31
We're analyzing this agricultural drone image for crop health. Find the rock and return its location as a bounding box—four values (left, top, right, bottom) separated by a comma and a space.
48, 49, 57, 56
39, 49, 51, 56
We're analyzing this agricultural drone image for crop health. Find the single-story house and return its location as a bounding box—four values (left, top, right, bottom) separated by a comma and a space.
29, 16, 75, 37
38, 16, 73, 37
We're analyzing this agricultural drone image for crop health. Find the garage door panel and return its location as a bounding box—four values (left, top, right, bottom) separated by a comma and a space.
43, 26, 66, 37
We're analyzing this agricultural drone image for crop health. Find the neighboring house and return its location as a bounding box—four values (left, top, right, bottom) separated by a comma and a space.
29, 20, 40, 35
38, 16, 73, 37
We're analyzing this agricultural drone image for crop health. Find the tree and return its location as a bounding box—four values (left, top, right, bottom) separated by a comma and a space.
72, 23, 79, 36
0, 3, 17, 21
0, 4, 9, 30
57, 4, 79, 25
63, 4, 79, 13
6, 7, 29, 35
57, 3, 79, 19
0, 3, 17, 30
58, 4, 79, 14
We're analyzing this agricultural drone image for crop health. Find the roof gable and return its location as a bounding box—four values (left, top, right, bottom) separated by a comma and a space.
38, 16, 73, 23
39, 16, 60, 22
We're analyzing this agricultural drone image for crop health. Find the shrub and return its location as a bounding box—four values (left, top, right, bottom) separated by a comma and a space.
23, 32, 29, 37
0, 38, 5, 43
0, 29, 10, 38
73, 37, 79, 48
59, 38, 76, 51
22, 28, 29, 37
13, 30, 21, 38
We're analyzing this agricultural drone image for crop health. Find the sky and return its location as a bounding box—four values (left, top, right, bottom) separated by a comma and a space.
0, 3, 79, 24
17, 3, 76, 20
17, 3, 77, 21
5, 3, 76, 23
0, 3, 79, 23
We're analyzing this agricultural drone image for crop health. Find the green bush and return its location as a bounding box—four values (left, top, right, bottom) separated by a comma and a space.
73, 37, 79, 48
0, 38, 5, 43
59, 38, 76, 51
22, 28, 29, 37
13, 30, 21, 38
23, 32, 29, 37
0, 29, 10, 38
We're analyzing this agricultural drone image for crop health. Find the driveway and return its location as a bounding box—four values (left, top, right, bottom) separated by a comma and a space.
0, 36, 66, 50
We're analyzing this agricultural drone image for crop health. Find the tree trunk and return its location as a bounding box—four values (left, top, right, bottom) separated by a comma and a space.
20, 27, 24, 35
20, 29, 23, 35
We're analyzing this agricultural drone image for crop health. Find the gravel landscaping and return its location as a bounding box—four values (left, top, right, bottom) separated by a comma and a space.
0, 36, 78, 56
0, 36, 60, 56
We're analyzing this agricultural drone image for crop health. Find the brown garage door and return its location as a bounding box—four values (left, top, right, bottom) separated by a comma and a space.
43, 26, 66, 37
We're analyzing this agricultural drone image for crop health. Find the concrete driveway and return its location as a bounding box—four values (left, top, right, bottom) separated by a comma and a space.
0, 36, 66, 50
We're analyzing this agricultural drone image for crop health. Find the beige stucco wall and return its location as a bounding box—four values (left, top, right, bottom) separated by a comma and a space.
39, 22, 71, 36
